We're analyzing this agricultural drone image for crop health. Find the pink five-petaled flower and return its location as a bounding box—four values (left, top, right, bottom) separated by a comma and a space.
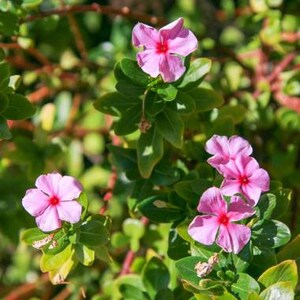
22, 173, 83, 232
220, 155, 270, 206
132, 17, 198, 82
205, 135, 253, 173
188, 187, 254, 254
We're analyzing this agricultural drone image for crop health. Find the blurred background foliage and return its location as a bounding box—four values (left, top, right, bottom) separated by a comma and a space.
0, 0, 300, 299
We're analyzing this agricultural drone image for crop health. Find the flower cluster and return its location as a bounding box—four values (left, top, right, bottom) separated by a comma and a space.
188, 135, 270, 254
22, 173, 83, 232
132, 17, 198, 82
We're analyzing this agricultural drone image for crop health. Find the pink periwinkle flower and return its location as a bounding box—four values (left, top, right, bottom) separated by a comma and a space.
205, 135, 253, 172
188, 187, 254, 254
132, 17, 198, 82
220, 155, 270, 206
22, 173, 83, 232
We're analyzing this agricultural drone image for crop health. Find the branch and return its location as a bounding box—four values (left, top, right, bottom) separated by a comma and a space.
23, 3, 166, 26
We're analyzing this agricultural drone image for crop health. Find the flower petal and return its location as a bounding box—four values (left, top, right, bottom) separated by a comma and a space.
35, 173, 62, 197
243, 156, 260, 176
205, 135, 229, 157
217, 223, 251, 254
132, 23, 159, 49
242, 182, 262, 206
57, 201, 82, 224
249, 168, 270, 192
188, 215, 219, 245
220, 179, 241, 197
137, 49, 160, 78
159, 18, 184, 40
228, 135, 252, 157
57, 175, 83, 201
198, 187, 227, 215
159, 54, 185, 82
227, 196, 255, 221
22, 188, 50, 217
35, 205, 61, 232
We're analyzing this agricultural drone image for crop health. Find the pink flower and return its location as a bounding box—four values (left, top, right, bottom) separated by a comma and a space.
205, 135, 253, 172
132, 17, 198, 82
188, 187, 254, 254
220, 156, 270, 206
22, 173, 83, 232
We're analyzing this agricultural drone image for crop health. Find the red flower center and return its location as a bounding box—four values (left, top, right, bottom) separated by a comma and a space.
218, 213, 229, 226
49, 195, 60, 206
239, 175, 249, 185
156, 41, 169, 53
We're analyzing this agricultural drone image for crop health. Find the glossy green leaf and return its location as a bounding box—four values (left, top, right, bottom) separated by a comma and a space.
188, 88, 224, 112
177, 58, 212, 90
231, 273, 260, 299
252, 219, 291, 249
21, 227, 48, 245
142, 257, 170, 298
168, 227, 190, 260
0, 115, 12, 139
0, 48, 4, 61
137, 126, 163, 178
155, 288, 174, 300
247, 292, 263, 300
156, 107, 183, 148
120, 58, 149, 86
123, 218, 145, 240
151, 161, 181, 186
168, 91, 196, 114
116, 80, 145, 96
0, 93, 36, 120
79, 218, 109, 247
157, 84, 178, 101
218, 104, 247, 124
277, 235, 300, 262
144, 91, 165, 116
138, 195, 183, 223
255, 193, 276, 220
43, 230, 70, 255
75, 244, 95, 266
77, 192, 88, 220
258, 260, 298, 289
0, 11, 18, 36
94, 92, 140, 117
175, 256, 204, 286
0, 62, 10, 83
114, 103, 141, 135
119, 284, 148, 300
259, 282, 295, 300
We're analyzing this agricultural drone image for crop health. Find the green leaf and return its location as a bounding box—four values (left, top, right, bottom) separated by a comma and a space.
0, 62, 10, 83
144, 91, 165, 116
0, 115, 12, 139
137, 126, 163, 178
43, 230, 70, 255
168, 227, 190, 260
0, 11, 18, 36
77, 192, 88, 220
0, 93, 36, 120
75, 244, 95, 266
156, 107, 183, 148
116, 80, 145, 96
177, 58, 212, 90
251, 247, 277, 272
119, 284, 148, 300
259, 282, 295, 300
277, 235, 300, 262
252, 219, 291, 249
123, 218, 145, 240
188, 88, 224, 112
94, 92, 140, 117
114, 103, 141, 135
120, 58, 149, 86
157, 84, 178, 101
258, 260, 298, 290
231, 273, 260, 299
21, 227, 48, 245
79, 218, 109, 247
174, 179, 211, 206
175, 256, 204, 287
151, 161, 181, 186
272, 188, 292, 218
255, 193, 276, 220
22, 0, 43, 9
168, 91, 196, 114
138, 195, 183, 223
142, 257, 170, 298
155, 289, 174, 300
247, 292, 263, 300
0, 48, 4, 61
